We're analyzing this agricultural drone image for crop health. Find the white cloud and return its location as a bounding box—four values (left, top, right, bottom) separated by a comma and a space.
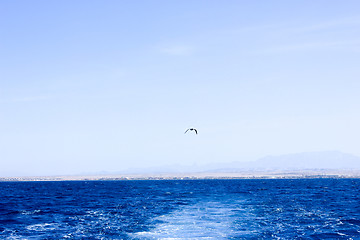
158, 45, 194, 56
260, 40, 360, 54
292, 16, 360, 33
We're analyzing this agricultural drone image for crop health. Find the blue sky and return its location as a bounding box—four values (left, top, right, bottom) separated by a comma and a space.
1, 1, 360, 176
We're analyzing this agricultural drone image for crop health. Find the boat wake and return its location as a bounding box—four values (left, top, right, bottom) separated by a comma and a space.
132, 198, 253, 239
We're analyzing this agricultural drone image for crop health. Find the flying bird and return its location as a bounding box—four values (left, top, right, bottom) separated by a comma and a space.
184, 128, 198, 134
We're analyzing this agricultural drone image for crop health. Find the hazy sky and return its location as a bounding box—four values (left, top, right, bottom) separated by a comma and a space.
1, 1, 360, 176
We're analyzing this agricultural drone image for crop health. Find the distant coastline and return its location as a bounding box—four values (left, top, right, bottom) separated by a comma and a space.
2, 169, 360, 182
3, 151, 360, 181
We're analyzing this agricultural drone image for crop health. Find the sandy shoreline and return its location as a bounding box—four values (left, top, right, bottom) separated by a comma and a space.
2, 170, 360, 181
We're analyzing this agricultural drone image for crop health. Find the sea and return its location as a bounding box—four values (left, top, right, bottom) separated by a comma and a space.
1, 178, 360, 239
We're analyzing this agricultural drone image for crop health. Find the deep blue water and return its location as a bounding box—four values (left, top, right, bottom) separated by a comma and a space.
1, 179, 360, 239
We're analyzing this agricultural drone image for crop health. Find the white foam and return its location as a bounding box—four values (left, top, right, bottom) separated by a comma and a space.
26, 223, 57, 231
20, 210, 41, 215
132, 200, 244, 239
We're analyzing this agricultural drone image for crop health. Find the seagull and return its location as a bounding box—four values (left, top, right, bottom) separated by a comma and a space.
184, 128, 198, 134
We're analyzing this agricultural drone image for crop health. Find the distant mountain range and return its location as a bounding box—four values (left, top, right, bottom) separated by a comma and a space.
206, 151, 360, 173
122, 151, 360, 174
252, 151, 360, 170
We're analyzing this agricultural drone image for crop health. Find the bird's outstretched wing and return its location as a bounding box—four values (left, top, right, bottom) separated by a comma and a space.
185, 128, 198, 134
